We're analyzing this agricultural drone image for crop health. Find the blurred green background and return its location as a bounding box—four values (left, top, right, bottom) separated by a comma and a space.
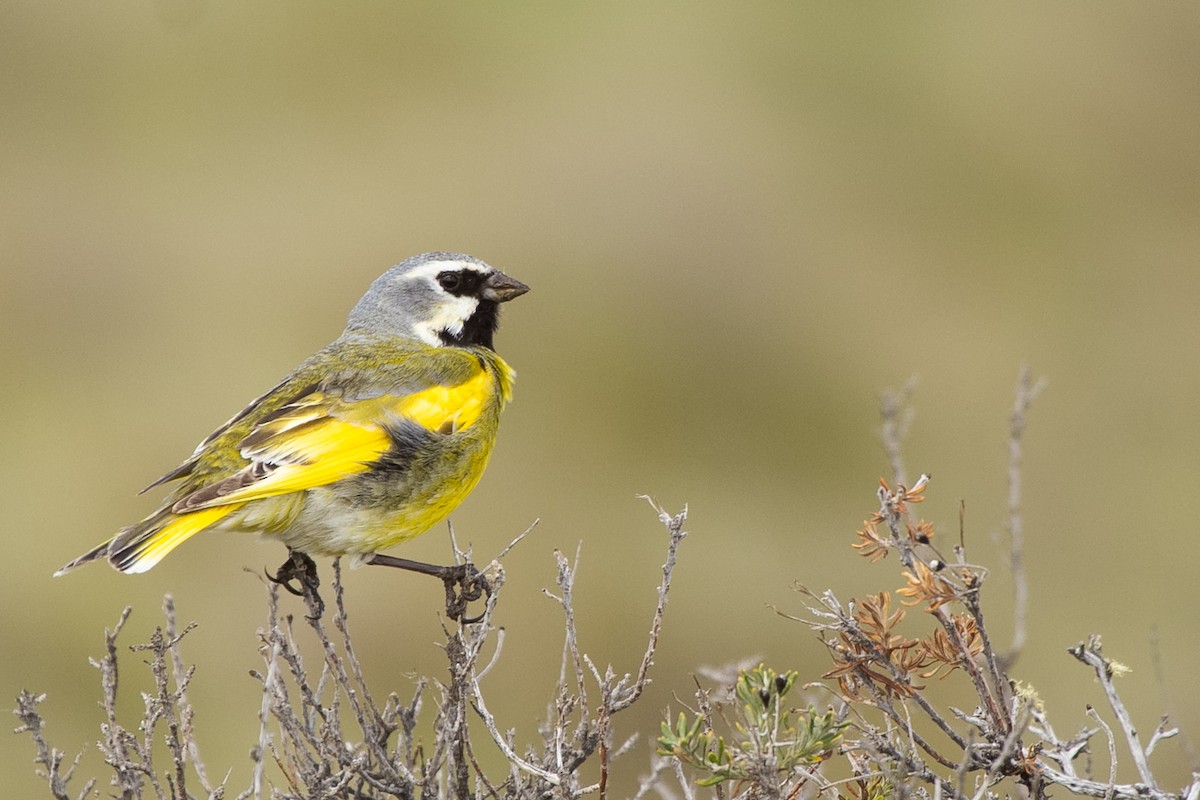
4, 2, 1199, 795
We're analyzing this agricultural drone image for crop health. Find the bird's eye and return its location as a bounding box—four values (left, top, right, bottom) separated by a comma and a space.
437, 271, 462, 292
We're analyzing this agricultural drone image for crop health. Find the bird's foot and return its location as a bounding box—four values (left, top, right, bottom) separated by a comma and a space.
436, 562, 491, 623
364, 554, 492, 623
266, 549, 324, 619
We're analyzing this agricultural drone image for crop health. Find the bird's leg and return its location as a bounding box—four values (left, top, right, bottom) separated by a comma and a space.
364, 554, 491, 623
266, 549, 325, 619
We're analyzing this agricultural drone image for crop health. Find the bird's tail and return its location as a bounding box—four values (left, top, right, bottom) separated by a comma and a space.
54, 504, 240, 576
53, 539, 111, 576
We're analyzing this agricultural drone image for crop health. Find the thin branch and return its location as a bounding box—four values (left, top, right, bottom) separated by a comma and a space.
632, 756, 673, 800
1038, 765, 1186, 800
1145, 717, 1179, 758
616, 498, 688, 713
861, 682, 959, 770
1070, 637, 1157, 789
961, 573, 1011, 726
1003, 363, 1045, 670
469, 669, 561, 786
551, 543, 589, 710
247, 585, 284, 800
671, 758, 697, 800
880, 374, 918, 488
163, 594, 215, 795
1087, 706, 1119, 800
933, 603, 1008, 736
12, 691, 94, 800
973, 699, 1032, 799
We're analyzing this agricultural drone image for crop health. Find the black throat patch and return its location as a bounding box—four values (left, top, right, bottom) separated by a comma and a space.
438, 300, 500, 350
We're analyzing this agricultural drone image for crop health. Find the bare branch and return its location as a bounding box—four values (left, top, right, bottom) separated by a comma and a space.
1003, 363, 1045, 670
1070, 637, 1157, 789
880, 374, 918, 487
1087, 705, 1119, 800
12, 691, 93, 800
617, 498, 688, 713
1146, 717, 1179, 758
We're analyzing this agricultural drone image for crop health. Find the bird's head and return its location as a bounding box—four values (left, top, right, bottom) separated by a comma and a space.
345, 253, 529, 349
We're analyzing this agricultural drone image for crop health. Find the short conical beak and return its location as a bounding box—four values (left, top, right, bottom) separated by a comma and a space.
483, 271, 530, 303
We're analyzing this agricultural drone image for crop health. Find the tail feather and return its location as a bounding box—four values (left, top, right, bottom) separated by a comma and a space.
55, 504, 241, 577
110, 505, 239, 573
53, 539, 112, 577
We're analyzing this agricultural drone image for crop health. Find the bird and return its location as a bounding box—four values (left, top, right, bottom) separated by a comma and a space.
56, 252, 529, 615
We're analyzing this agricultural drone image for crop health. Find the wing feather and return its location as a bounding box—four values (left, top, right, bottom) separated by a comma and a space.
172, 362, 495, 512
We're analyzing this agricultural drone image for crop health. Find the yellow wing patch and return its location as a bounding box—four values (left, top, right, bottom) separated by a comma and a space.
177, 370, 497, 511
182, 414, 391, 509
243, 422, 389, 496
397, 369, 493, 434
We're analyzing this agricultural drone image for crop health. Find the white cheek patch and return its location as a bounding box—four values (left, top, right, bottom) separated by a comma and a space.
412, 295, 479, 345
